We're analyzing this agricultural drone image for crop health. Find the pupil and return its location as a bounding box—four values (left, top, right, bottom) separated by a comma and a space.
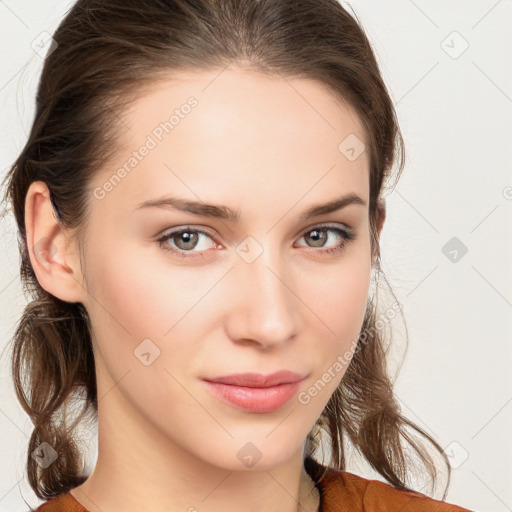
177, 231, 197, 249
309, 229, 325, 247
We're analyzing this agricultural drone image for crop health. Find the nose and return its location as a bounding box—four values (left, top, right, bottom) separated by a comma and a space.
224, 244, 299, 350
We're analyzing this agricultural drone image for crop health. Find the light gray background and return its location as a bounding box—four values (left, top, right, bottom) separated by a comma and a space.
1, 1, 511, 511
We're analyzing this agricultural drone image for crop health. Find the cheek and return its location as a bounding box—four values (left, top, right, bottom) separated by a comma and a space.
82, 240, 224, 375
328, 266, 370, 338
81, 243, 203, 420
297, 241, 371, 387
295, 266, 370, 412
301, 247, 371, 339
85, 238, 207, 330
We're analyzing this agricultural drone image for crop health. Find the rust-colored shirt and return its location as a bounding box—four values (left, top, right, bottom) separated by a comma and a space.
35, 457, 473, 511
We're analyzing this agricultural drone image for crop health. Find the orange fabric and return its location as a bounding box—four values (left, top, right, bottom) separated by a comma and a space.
35, 458, 473, 512
316, 465, 474, 511
35, 493, 87, 512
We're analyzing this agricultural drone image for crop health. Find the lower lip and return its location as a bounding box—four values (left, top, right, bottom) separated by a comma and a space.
202, 380, 302, 413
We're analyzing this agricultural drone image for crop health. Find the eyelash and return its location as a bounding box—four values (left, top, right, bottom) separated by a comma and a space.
156, 224, 356, 260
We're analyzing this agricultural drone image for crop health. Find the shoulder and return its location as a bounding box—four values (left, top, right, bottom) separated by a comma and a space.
305, 458, 474, 512
332, 470, 473, 511
34, 493, 88, 512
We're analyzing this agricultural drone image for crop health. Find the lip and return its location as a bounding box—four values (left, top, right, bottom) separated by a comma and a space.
204, 371, 306, 387
202, 371, 307, 413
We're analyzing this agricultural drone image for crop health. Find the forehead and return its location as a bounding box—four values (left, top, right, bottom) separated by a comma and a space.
90, 68, 369, 218
120, 67, 367, 144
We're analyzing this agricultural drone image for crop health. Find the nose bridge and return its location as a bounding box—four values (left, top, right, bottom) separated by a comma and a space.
230, 236, 298, 346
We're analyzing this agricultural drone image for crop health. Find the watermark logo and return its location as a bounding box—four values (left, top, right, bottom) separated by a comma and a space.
237, 442, 262, 468
33, 236, 58, 265
443, 440, 469, 469
31, 31, 58, 59
442, 236, 468, 263
134, 338, 161, 366
32, 442, 58, 468
441, 31, 469, 60
236, 236, 264, 264
338, 134, 366, 162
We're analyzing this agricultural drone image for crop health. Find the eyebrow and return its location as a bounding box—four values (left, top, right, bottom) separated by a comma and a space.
134, 192, 366, 222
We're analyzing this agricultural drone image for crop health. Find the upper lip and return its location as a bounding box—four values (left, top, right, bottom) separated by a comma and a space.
203, 370, 306, 387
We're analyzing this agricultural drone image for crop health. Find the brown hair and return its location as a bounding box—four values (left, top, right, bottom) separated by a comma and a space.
2, 0, 452, 503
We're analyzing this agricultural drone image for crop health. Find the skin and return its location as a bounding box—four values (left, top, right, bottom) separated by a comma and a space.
25, 67, 385, 512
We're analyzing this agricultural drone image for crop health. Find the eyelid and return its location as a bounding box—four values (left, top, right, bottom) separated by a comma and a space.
297, 221, 353, 237
156, 222, 356, 261
158, 224, 217, 240
157, 222, 352, 244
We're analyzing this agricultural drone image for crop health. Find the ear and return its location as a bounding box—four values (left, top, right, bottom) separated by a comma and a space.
24, 180, 86, 303
376, 198, 386, 237
371, 198, 386, 267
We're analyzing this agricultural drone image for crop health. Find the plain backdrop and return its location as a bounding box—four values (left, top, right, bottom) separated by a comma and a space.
1, 1, 511, 511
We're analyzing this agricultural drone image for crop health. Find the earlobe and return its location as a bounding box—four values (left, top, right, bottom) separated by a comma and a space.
25, 181, 85, 303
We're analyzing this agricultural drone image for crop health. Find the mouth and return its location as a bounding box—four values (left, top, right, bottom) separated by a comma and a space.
202, 371, 307, 413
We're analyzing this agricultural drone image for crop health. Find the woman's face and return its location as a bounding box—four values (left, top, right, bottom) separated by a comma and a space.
78, 67, 373, 470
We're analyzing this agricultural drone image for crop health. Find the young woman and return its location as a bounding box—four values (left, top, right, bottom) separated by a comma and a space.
3, 0, 473, 511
